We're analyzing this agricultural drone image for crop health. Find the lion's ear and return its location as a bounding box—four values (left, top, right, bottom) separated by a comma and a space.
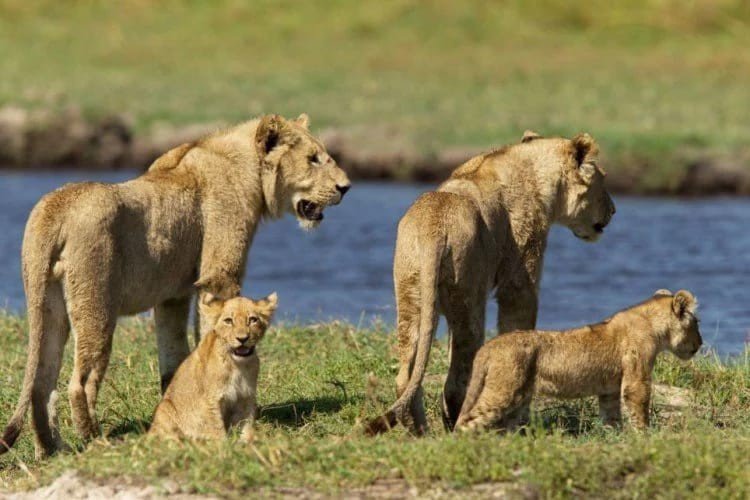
255, 114, 285, 155
521, 130, 541, 143
572, 132, 599, 166
295, 113, 310, 129
256, 292, 278, 319
672, 290, 698, 319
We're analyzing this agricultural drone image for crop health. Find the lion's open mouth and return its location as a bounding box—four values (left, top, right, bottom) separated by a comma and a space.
296, 200, 324, 221
593, 223, 605, 234
574, 230, 596, 241
232, 345, 255, 358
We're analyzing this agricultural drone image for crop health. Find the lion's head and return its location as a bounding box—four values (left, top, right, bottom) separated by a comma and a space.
652, 289, 702, 360
555, 133, 616, 242
200, 293, 278, 363
255, 114, 350, 229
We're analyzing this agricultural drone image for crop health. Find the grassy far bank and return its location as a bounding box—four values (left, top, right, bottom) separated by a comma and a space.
0, 313, 748, 497
1, 1, 750, 191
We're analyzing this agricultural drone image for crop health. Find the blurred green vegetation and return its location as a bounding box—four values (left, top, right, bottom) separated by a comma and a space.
0, 0, 749, 185
0, 313, 748, 496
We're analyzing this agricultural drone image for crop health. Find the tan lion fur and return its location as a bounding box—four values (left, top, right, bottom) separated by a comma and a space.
1, 114, 350, 458
455, 290, 702, 432
150, 294, 277, 441
366, 132, 616, 435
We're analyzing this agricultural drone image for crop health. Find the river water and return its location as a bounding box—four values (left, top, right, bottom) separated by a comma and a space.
0, 171, 748, 354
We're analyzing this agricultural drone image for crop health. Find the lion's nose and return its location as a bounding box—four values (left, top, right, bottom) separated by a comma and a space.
236, 336, 249, 345
336, 184, 350, 197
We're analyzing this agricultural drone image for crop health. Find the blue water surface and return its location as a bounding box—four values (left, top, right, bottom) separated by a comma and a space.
0, 172, 748, 354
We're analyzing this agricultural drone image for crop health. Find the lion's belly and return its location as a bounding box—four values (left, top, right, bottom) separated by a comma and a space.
535, 361, 622, 399
117, 239, 201, 314
118, 194, 202, 314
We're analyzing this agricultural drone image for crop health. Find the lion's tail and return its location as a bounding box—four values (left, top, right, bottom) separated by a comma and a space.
365, 235, 445, 436
1, 204, 60, 454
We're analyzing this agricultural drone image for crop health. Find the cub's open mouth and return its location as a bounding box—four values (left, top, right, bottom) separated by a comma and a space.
232, 345, 255, 358
296, 200, 323, 221
593, 223, 605, 234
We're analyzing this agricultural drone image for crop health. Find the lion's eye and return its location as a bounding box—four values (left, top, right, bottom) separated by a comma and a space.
308, 153, 320, 165
223, 317, 234, 325
248, 316, 259, 325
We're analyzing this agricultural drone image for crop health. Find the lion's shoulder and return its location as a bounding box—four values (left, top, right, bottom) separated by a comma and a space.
147, 142, 195, 172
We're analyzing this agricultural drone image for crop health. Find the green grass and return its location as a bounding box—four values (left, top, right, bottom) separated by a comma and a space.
0, 312, 748, 497
1, 0, 750, 183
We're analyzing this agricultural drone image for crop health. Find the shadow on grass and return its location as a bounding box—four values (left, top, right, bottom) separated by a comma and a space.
260, 396, 350, 428
107, 417, 150, 439
523, 402, 599, 437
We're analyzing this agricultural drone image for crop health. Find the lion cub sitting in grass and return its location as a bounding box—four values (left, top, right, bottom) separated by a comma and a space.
455, 290, 702, 432
150, 293, 278, 440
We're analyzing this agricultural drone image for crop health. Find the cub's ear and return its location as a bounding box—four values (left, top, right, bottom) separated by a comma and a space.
256, 292, 278, 319
572, 132, 599, 166
653, 289, 673, 297
521, 130, 541, 143
672, 290, 698, 318
255, 114, 285, 155
295, 113, 310, 129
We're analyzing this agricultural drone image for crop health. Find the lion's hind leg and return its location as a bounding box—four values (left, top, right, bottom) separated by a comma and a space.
394, 278, 428, 434
455, 386, 531, 433
455, 354, 533, 433
68, 319, 116, 442
66, 288, 117, 442
30, 281, 71, 458
149, 399, 182, 439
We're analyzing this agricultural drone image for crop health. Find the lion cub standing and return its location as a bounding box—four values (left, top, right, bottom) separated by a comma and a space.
150, 293, 278, 440
455, 290, 702, 432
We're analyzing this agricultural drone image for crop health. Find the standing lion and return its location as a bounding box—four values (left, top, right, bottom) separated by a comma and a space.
367, 131, 616, 435
1, 114, 350, 458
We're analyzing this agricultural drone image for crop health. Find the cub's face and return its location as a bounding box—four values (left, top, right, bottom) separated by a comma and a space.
558, 133, 616, 242
256, 114, 351, 230
206, 293, 278, 363
658, 289, 703, 359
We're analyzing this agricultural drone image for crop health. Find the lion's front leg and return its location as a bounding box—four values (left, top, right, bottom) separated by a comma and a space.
598, 392, 622, 428
226, 399, 256, 443
496, 286, 538, 334
238, 403, 257, 443
621, 359, 652, 430
155, 296, 192, 393
195, 209, 257, 336
443, 292, 486, 430
239, 420, 255, 443
496, 259, 541, 334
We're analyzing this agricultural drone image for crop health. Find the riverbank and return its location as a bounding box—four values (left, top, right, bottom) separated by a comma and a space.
1, 314, 748, 497
1, 104, 749, 195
